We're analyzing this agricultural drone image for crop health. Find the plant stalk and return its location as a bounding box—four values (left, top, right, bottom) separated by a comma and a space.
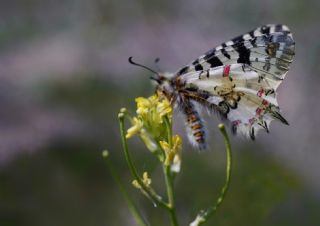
163, 116, 179, 226
118, 113, 168, 209
103, 151, 148, 226
190, 123, 232, 226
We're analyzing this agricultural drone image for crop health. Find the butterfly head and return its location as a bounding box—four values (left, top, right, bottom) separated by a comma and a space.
154, 72, 176, 100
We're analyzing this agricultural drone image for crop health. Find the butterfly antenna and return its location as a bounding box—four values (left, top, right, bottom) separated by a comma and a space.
128, 57, 161, 83
128, 57, 160, 75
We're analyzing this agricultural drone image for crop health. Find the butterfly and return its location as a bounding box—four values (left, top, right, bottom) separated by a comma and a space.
129, 24, 295, 149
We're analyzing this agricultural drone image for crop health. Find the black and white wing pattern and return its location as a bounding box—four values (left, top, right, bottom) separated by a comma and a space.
175, 24, 295, 145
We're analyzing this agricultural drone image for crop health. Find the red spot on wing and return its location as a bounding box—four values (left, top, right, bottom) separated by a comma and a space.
257, 88, 265, 97
256, 107, 263, 116
232, 120, 242, 126
262, 99, 269, 106
223, 65, 231, 77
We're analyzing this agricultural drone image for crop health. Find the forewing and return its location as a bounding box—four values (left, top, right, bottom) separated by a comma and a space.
176, 24, 295, 89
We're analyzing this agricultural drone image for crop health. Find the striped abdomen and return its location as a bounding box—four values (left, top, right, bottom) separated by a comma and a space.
183, 100, 207, 150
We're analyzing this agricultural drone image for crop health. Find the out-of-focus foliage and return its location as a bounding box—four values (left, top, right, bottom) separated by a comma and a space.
0, 139, 311, 226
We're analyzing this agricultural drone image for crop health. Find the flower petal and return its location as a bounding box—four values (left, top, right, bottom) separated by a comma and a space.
126, 117, 143, 139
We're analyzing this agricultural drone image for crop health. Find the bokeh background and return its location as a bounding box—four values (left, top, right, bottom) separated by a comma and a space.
1, 0, 320, 225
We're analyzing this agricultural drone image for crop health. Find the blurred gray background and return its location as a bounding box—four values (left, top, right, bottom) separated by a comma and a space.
0, 0, 320, 225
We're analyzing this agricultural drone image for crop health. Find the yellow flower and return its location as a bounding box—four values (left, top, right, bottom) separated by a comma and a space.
160, 135, 182, 171
142, 172, 152, 186
126, 94, 173, 140
157, 98, 172, 119
131, 172, 156, 202
135, 96, 154, 115
132, 171, 152, 189
136, 94, 172, 123
126, 117, 143, 139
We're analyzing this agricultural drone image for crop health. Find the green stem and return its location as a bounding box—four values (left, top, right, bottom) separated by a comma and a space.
163, 116, 179, 226
164, 116, 173, 147
163, 165, 179, 226
102, 151, 148, 226
190, 123, 232, 226
118, 113, 169, 209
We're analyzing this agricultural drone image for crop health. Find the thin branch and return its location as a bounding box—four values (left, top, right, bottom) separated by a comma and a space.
163, 165, 179, 226
118, 112, 169, 209
164, 116, 173, 147
103, 150, 149, 226
163, 116, 179, 226
190, 123, 232, 226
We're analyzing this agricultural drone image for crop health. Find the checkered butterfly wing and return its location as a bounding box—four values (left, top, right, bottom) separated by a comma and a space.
176, 24, 295, 141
